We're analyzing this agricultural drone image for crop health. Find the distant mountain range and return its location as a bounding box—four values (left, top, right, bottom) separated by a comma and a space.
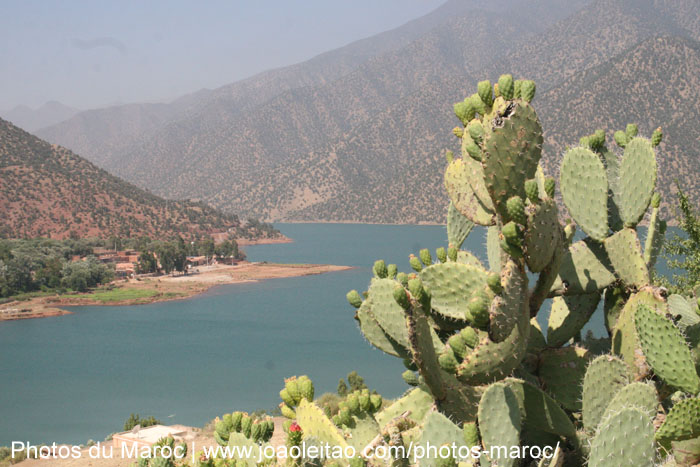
35, 0, 700, 223
2, 101, 79, 132
0, 117, 280, 241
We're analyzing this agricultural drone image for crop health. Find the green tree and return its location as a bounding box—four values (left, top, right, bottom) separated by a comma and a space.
663, 186, 700, 293
202, 238, 215, 264
136, 251, 157, 274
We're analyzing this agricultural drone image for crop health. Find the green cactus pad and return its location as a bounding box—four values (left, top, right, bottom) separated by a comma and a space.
504, 378, 577, 441
296, 399, 349, 449
560, 146, 609, 241
419, 411, 469, 467
539, 346, 590, 412
668, 294, 700, 332
524, 199, 560, 272
550, 239, 616, 295
656, 398, 700, 446
356, 299, 409, 358
588, 408, 655, 467
489, 259, 527, 342
643, 203, 664, 270
461, 150, 495, 213
456, 251, 484, 269
547, 293, 601, 347
635, 304, 700, 393
445, 158, 495, 226
478, 383, 521, 467
420, 262, 488, 321
375, 387, 433, 427
619, 137, 657, 227
582, 355, 631, 432
482, 100, 543, 220
601, 382, 658, 423
605, 229, 650, 288
487, 225, 501, 272
367, 278, 411, 348
345, 412, 380, 451
612, 289, 667, 378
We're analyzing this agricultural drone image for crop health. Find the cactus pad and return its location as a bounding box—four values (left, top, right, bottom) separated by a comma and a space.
619, 137, 657, 227
445, 158, 495, 226
604, 228, 650, 288
635, 304, 700, 393
367, 278, 411, 348
524, 199, 560, 272
296, 399, 348, 449
560, 147, 609, 241
551, 239, 615, 295
447, 201, 474, 250
582, 355, 631, 432
419, 411, 468, 467
356, 300, 408, 358
488, 259, 527, 342
547, 293, 601, 347
668, 294, 700, 331
601, 382, 658, 422
478, 383, 521, 467
588, 407, 655, 467
656, 398, 700, 446
539, 346, 590, 412
420, 262, 488, 320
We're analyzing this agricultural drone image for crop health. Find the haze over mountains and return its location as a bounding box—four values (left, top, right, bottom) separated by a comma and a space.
33, 0, 700, 223
2, 101, 79, 132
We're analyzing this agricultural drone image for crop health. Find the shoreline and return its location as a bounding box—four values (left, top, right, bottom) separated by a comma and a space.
0, 261, 353, 322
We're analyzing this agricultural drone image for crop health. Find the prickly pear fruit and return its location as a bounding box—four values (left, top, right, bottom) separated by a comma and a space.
280, 388, 295, 408
407, 278, 426, 303
514, 80, 522, 99
652, 127, 663, 146
468, 120, 485, 143
346, 393, 360, 413
231, 412, 243, 431
614, 130, 628, 147
447, 245, 458, 262
393, 285, 411, 309
409, 255, 422, 272
338, 408, 352, 426
397, 272, 409, 287
452, 127, 463, 138
298, 376, 314, 401
445, 150, 454, 163
419, 248, 433, 266
470, 93, 486, 116
280, 403, 296, 419
240, 415, 252, 438
506, 196, 526, 224
478, 80, 493, 107
493, 83, 500, 98
651, 193, 661, 208
521, 80, 536, 102
465, 139, 482, 161
448, 333, 469, 360
251, 421, 262, 442
524, 179, 539, 204
590, 129, 606, 150
468, 293, 490, 328
502, 221, 521, 245
403, 358, 418, 371
487, 272, 503, 294
402, 370, 419, 386
436, 247, 447, 263
544, 176, 556, 198
370, 394, 382, 412
454, 101, 470, 126
500, 239, 523, 258
358, 390, 371, 411
346, 290, 362, 308
438, 348, 459, 373
580, 136, 591, 148
625, 123, 638, 139
498, 74, 514, 100
373, 260, 388, 278
387, 264, 397, 279
460, 326, 479, 348
286, 378, 301, 404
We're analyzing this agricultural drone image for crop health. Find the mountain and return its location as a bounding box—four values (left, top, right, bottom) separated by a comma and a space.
0, 117, 280, 241
2, 101, 79, 132
37, 0, 699, 223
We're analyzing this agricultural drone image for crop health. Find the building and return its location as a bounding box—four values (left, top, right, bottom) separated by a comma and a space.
112, 424, 193, 451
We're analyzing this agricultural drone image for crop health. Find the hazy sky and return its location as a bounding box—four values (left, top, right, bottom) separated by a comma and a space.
0, 0, 445, 110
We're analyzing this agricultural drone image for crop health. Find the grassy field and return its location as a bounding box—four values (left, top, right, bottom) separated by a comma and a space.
77, 287, 161, 303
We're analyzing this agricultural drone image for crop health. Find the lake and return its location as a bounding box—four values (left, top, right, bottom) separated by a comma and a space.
0, 223, 666, 445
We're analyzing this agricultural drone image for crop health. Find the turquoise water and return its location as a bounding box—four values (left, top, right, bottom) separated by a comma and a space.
0, 223, 671, 446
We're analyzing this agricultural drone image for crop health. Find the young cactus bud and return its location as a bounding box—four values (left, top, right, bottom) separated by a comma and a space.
419, 248, 433, 266
251, 421, 263, 442
520, 80, 536, 102
358, 390, 371, 412
590, 129, 606, 150
393, 286, 411, 310
346, 393, 360, 414
240, 415, 252, 438
280, 402, 296, 419
468, 293, 490, 329
346, 290, 363, 309
544, 176, 556, 198
498, 74, 514, 100
502, 221, 521, 245
231, 411, 243, 431
625, 123, 638, 139
493, 82, 500, 98
370, 394, 382, 412
338, 408, 352, 426
470, 94, 487, 116
438, 348, 459, 373
465, 139, 482, 161
467, 120, 485, 144
652, 127, 663, 146
500, 239, 523, 259
402, 370, 419, 386
460, 326, 480, 348
396, 272, 409, 287
524, 179, 539, 204
407, 278, 426, 302
506, 196, 526, 225
409, 254, 422, 272
477, 80, 493, 107
452, 126, 464, 138
651, 192, 661, 209
280, 388, 296, 408
448, 333, 468, 360
387, 264, 398, 279
614, 130, 628, 147
373, 259, 388, 278
513, 79, 522, 99
447, 245, 458, 262
445, 149, 454, 163
486, 272, 503, 294
298, 375, 314, 401
436, 247, 447, 263
453, 101, 471, 126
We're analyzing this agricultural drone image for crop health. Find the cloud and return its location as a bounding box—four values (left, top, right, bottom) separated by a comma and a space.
71, 37, 127, 55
